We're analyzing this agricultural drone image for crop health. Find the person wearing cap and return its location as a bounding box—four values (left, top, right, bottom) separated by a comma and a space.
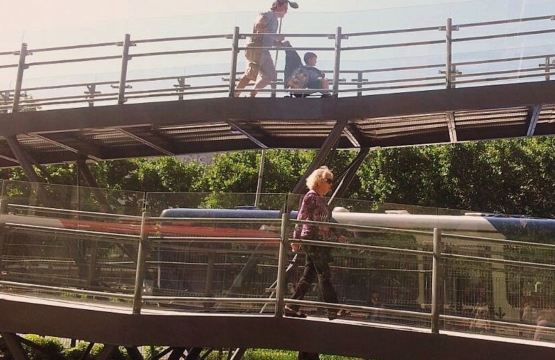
234, 0, 293, 97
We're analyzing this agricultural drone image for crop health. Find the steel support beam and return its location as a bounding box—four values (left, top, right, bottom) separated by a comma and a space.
168, 348, 186, 360
185, 347, 203, 360
526, 105, 542, 136
329, 147, 370, 202
125, 346, 144, 360
447, 112, 457, 143
118, 128, 175, 156
227, 120, 268, 149
5, 136, 41, 183
96, 345, 119, 360
290, 119, 348, 197
0, 333, 28, 360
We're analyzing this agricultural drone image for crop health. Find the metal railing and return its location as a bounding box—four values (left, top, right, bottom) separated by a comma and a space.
1, 15, 554, 112
2, 180, 555, 343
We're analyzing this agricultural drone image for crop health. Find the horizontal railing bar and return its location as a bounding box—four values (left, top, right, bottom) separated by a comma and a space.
19, 92, 117, 103
132, 47, 231, 58
455, 28, 555, 43
453, 72, 545, 85
142, 295, 276, 304
150, 236, 279, 243
0, 280, 135, 299
454, 53, 555, 67
125, 89, 227, 99
0, 64, 18, 69
354, 63, 445, 74
336, 81, 446, 93
152, 216, 282, 224
9, 73, 230, 94
291, 219, 432, 237
8, 204, 141, 220
18, 80, 118, 92
291, 238, 431, 257
351, 75, 445, 86
443, 252, 555, 271
237, 46, 334, 52
455, 67, 549, 78
345, 25, 443, 37
127, 72, 229, 82
27, 55, 122, 67
441, 231, 555, 250
342, 39, 445, 51
7, 97, 118, 108
5, 223, 141, 240
29, 41, 122, 53
247, 33, 336, 39
286, 298, 431, 319
456, 14, 555, 29
133, 33, 232, 44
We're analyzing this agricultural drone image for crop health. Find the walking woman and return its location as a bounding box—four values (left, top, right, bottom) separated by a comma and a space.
285, 166, 350, 320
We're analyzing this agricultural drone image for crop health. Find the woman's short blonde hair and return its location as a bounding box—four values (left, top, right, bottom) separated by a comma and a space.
306, 166, 333, 190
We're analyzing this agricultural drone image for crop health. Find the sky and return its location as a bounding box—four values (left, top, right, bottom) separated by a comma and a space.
3, 0, 471, 32
3, 0, 546, 38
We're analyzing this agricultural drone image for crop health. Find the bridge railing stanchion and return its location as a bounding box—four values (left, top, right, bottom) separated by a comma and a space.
275, 212, 290, 317
132, 203, 149, 315
12, 42, 30, 113
431, 228, 442, 334
228, 26, 240, 98
117, 34, 133, 105
332, 27, 343, 97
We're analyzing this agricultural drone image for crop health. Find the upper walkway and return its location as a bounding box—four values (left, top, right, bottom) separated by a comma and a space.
1, 14, 555, 169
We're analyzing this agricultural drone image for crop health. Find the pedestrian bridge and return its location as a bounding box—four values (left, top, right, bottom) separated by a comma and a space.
1, 11, 555, 359
1, 15, 555, 175
1, 181, 555, 359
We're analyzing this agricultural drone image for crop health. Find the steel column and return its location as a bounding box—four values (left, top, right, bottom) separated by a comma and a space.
445, 18, 453, 89
229, 27, 240, 97
118, 34, 132, 105
332, 27, 343, 96
12, 43, 29, 113
132, 207, 149, 314
275, 212, 290, 317
431, 228, 442, 334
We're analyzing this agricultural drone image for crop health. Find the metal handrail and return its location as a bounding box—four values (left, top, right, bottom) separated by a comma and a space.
0, 15, 553, 112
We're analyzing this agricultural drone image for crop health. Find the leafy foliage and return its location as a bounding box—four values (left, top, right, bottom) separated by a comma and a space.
4, 137, 555, 216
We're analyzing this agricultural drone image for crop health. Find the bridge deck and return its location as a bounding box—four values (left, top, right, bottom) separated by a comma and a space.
1, 292, 553, 360
0, 81, 555, 168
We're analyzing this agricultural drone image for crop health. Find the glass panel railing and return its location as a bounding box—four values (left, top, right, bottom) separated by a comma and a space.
1, 181, 555, 341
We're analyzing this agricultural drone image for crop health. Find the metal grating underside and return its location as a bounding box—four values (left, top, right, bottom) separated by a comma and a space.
1, 81, 555, 168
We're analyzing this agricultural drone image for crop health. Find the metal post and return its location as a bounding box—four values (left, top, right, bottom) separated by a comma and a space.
275, 212, 290, 317
332, 27, 343, 97
254, 149, 266, 208
545, 56, 551, 81
85, 84, 97, 107
132, 209, 149, 315
118, 34, 132, 105
12, 43, 29, 113
357, 71, 363, 97
175, 77, 187, 101
431, 228, 442, 334
445, 18, 453, 89
229, 27, 240, 97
